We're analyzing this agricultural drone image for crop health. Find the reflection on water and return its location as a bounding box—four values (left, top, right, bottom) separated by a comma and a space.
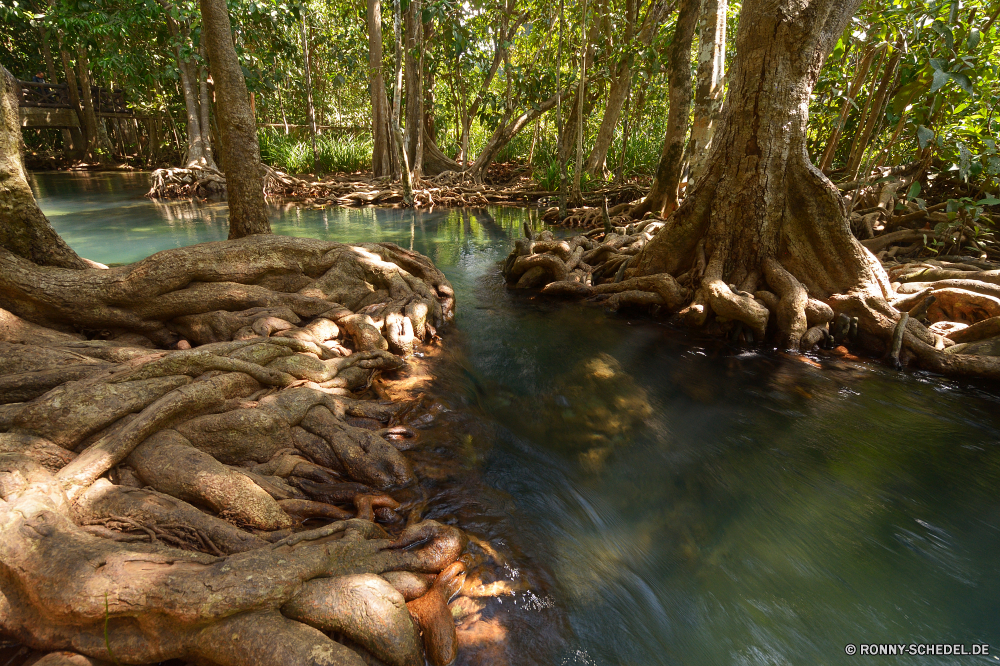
31, 172, 1000, 665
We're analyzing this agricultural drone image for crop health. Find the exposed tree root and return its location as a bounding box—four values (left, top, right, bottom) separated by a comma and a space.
0, 236, 490, 665
146, 159, 648, 215
504, 195, 1000, 381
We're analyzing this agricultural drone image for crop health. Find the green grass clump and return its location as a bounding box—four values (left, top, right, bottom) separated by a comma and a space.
258, 127, 373, 174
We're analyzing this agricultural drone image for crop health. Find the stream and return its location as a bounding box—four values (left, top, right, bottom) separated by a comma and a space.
28, 171, 1000, 666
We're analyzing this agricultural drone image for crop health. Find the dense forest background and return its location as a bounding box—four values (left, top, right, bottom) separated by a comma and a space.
1, 0, 998, 192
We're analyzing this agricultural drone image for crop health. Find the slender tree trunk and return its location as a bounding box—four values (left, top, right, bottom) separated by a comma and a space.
391, 0, 412, 201
367, 0, 394, 176
528, 118, 540, 166
403, 0, 420, 168
585, 0, 647, 177
631, 0, 698, 217
584, 0, 636, 178
687, 0, 727, 182
817, 42, 877, 172
74, 47, 108, 163
556, 0, 567, 214
615, 82, 639, 183
199, 0, 270, 237
413, 15, 425, 178
467, 92, 564, 179
301, 15, 319, 173
423, 66, 436, 142
159, 8, 209, 168
178, 57, 206, 166
56, 46, 89, 160
0, 66, 86, 268
401, 0, 426, 178
199, 34, 217, 169
845, 49, 900, 181
37, 26, 78, 155
277, 83, 289, 134
571, 0, 590, 201
840, 44, 886, 176
585, 72, 630, 179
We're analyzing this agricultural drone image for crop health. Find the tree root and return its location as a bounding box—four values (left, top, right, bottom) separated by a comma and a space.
0, 237, 474, 665
506, 203, 1000, 378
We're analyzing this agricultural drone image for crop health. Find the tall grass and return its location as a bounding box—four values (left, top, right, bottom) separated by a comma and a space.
258, 127, 373, 174
258, 117, 666, 183
612, 124, 665, 180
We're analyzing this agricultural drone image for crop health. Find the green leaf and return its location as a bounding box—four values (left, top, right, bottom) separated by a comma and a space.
907, 181, 922, 199
930, 68, 950, 92
968, 27, 981, 50
959, 144, 973, 181
917, 125, 935, 149
979, 197, 1000, 206
929, 57, 948, 72
951, 72, 973, 95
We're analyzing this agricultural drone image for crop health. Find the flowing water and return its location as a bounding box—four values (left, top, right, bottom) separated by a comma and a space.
27, 171, 1000, 665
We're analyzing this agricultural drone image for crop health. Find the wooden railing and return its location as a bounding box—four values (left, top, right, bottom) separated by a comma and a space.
18, 81, 131, 115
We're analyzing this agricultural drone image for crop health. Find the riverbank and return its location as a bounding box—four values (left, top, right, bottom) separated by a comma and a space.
9, 172, 1000, 665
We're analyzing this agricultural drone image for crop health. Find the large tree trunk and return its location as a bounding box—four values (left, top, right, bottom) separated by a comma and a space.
367, 0, 394, 177
630, 0, 890, 347
631, 0, 698, 217
0, 66, 87, 269
200, 0, 270, 238
687, 0, 727, 182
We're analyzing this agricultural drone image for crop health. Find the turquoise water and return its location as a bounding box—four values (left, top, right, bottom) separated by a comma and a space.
30, 172, 1000, 666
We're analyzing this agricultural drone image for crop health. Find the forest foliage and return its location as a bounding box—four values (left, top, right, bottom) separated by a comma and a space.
1, 0, 997, 190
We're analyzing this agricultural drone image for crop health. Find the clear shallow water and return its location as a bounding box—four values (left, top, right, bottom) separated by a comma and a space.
30, 172, 1000, 666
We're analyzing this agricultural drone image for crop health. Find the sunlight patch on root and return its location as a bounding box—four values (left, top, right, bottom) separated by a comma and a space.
702, 257, 769, 341
592, 274, 689, 310
0, 236, 466, 664
192, 609, 366, 666
127, 430, 292, 531
283, 574, 423, 666
763, 259, 809, 350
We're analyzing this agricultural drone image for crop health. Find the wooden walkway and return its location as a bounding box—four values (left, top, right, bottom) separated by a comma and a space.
18, 81, 135, 130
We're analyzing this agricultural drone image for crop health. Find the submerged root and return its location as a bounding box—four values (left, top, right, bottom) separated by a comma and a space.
0, 237, 474, 664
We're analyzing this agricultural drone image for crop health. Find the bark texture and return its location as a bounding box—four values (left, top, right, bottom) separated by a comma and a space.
503, 0, 914, 359
631, 0, 884, 344
0, 66, 87, 270
687, 0, 727, 182
0, 234, 468, 665
200, 0, 271, 238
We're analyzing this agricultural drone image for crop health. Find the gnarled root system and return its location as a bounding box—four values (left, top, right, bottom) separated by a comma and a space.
502, 170, 1000, 380
0, 236, 477, 665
